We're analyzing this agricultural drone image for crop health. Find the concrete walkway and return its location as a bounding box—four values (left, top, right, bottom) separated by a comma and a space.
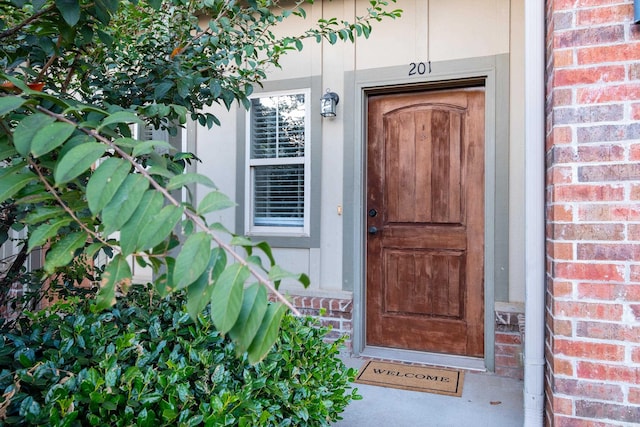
334, 357, 524, 427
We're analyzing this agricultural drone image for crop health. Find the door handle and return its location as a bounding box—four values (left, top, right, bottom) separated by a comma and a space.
368, 226, 378, 234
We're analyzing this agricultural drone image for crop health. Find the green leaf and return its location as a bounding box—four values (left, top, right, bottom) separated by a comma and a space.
268, 265, 293, 287
13, 191, 55, 205
247, 303, 286, 364
132, 140, 174, 157
146, 165, 176, 179
30, 122, 76, 157
0, 171, 36, 203
154, 82, 173, 99
95, 254, 132, 311
210, 263, 248, 334
101, 174, 149, 235
44, 231, 87, 273
92, 0, 110, 24
0, 137, 17, 160
209, 222, 232, 235
268, 265, 309, 286
246, 255, 264, 269
85, 242, 104, 259
54, 142, 106, 184
0, 161, 27, 178
154, 267, 175, 298
197, 191, 236, 215
55, 0, 80, 26
220, 89, 235, 109
86, 157, 131, 215
176, 79, 190, 99
209, 80, 222, 98
59, 134, 94, 156
96, 111, 144, 130
96, 0, 118, 14
13, 113, 56, 156
255, 241, 276, 267
97, 29, 113, 46
186, 248, 226, 319
27, 218, 73, 251
174, 232, 212, 290
228, 283, 268, 355
362, 23, 371, 38
119, 190, 163, 256
230, 236, 253, 247
166, 173, 216, 191
298, 273, 311, 288
19, 396, 40, 420
137, 204, 184, 251
227, 238, 276, 267
112, 137, 137, 148
19, 352, 34, 368
28, 93, 71, 112
0, 95, 26, 115
24, 206, 66, 225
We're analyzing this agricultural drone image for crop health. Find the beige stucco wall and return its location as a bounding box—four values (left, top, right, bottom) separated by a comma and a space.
195, 0, 526, 302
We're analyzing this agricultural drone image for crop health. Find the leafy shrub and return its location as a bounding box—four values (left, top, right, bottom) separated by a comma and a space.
0, 287, 359, 426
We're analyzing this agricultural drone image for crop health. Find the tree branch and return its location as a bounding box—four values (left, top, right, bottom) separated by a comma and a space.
35, 105, 301, 316
0, 5, 57, 40
35, 35, 62, 83
28, 158, 110, 248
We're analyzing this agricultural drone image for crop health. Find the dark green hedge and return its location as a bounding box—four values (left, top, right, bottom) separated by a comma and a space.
0, 287, 359, 426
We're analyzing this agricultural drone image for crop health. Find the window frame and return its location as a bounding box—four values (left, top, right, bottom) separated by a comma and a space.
244, 88, 312, 237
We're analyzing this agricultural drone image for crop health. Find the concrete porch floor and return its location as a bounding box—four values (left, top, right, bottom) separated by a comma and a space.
334, 356, 524, 427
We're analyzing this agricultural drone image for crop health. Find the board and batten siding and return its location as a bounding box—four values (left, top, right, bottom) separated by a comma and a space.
195, 0, 526, 302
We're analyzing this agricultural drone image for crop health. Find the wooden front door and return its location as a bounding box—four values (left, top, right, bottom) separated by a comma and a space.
366, 89, 485, 357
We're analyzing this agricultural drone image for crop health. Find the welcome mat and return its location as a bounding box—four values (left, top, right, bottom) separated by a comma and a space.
355, 360, 464, 397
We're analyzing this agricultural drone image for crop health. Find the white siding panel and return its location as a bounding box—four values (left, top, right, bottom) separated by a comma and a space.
192, 0, 526, 300
270, 248, 315, 292
197, 103, 238, 234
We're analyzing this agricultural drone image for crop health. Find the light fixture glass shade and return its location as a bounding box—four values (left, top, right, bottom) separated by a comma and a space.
320, 91, 339, 117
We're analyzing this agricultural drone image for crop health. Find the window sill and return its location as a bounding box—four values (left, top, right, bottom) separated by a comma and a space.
242, 233, 316, 249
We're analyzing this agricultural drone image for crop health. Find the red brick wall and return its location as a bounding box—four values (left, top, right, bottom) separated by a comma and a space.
546, 0, 640, 425
291, 295, 353, 351
495, 309, 525, 379
268, 294, 354, 351
283, 293, 525, 379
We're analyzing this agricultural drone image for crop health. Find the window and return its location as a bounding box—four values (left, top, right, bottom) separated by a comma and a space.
245, 90, 310, 236
137, 124, 182, 156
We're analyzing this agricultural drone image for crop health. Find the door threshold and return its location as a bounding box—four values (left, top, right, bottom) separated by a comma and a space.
360, 346, 486, 372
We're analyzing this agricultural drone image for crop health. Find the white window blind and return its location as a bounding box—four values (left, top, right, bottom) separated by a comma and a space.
247, 91, 309, 233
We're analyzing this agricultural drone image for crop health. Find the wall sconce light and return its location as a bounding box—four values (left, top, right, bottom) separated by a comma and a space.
320, 90, 339, 118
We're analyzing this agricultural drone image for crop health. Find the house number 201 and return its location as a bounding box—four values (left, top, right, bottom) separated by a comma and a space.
408, 62, 431, 76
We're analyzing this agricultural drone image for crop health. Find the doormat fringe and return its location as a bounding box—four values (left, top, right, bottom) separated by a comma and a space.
355, 360, 464, 397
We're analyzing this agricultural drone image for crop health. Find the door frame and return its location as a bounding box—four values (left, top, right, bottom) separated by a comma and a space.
342, 55, 510, 371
